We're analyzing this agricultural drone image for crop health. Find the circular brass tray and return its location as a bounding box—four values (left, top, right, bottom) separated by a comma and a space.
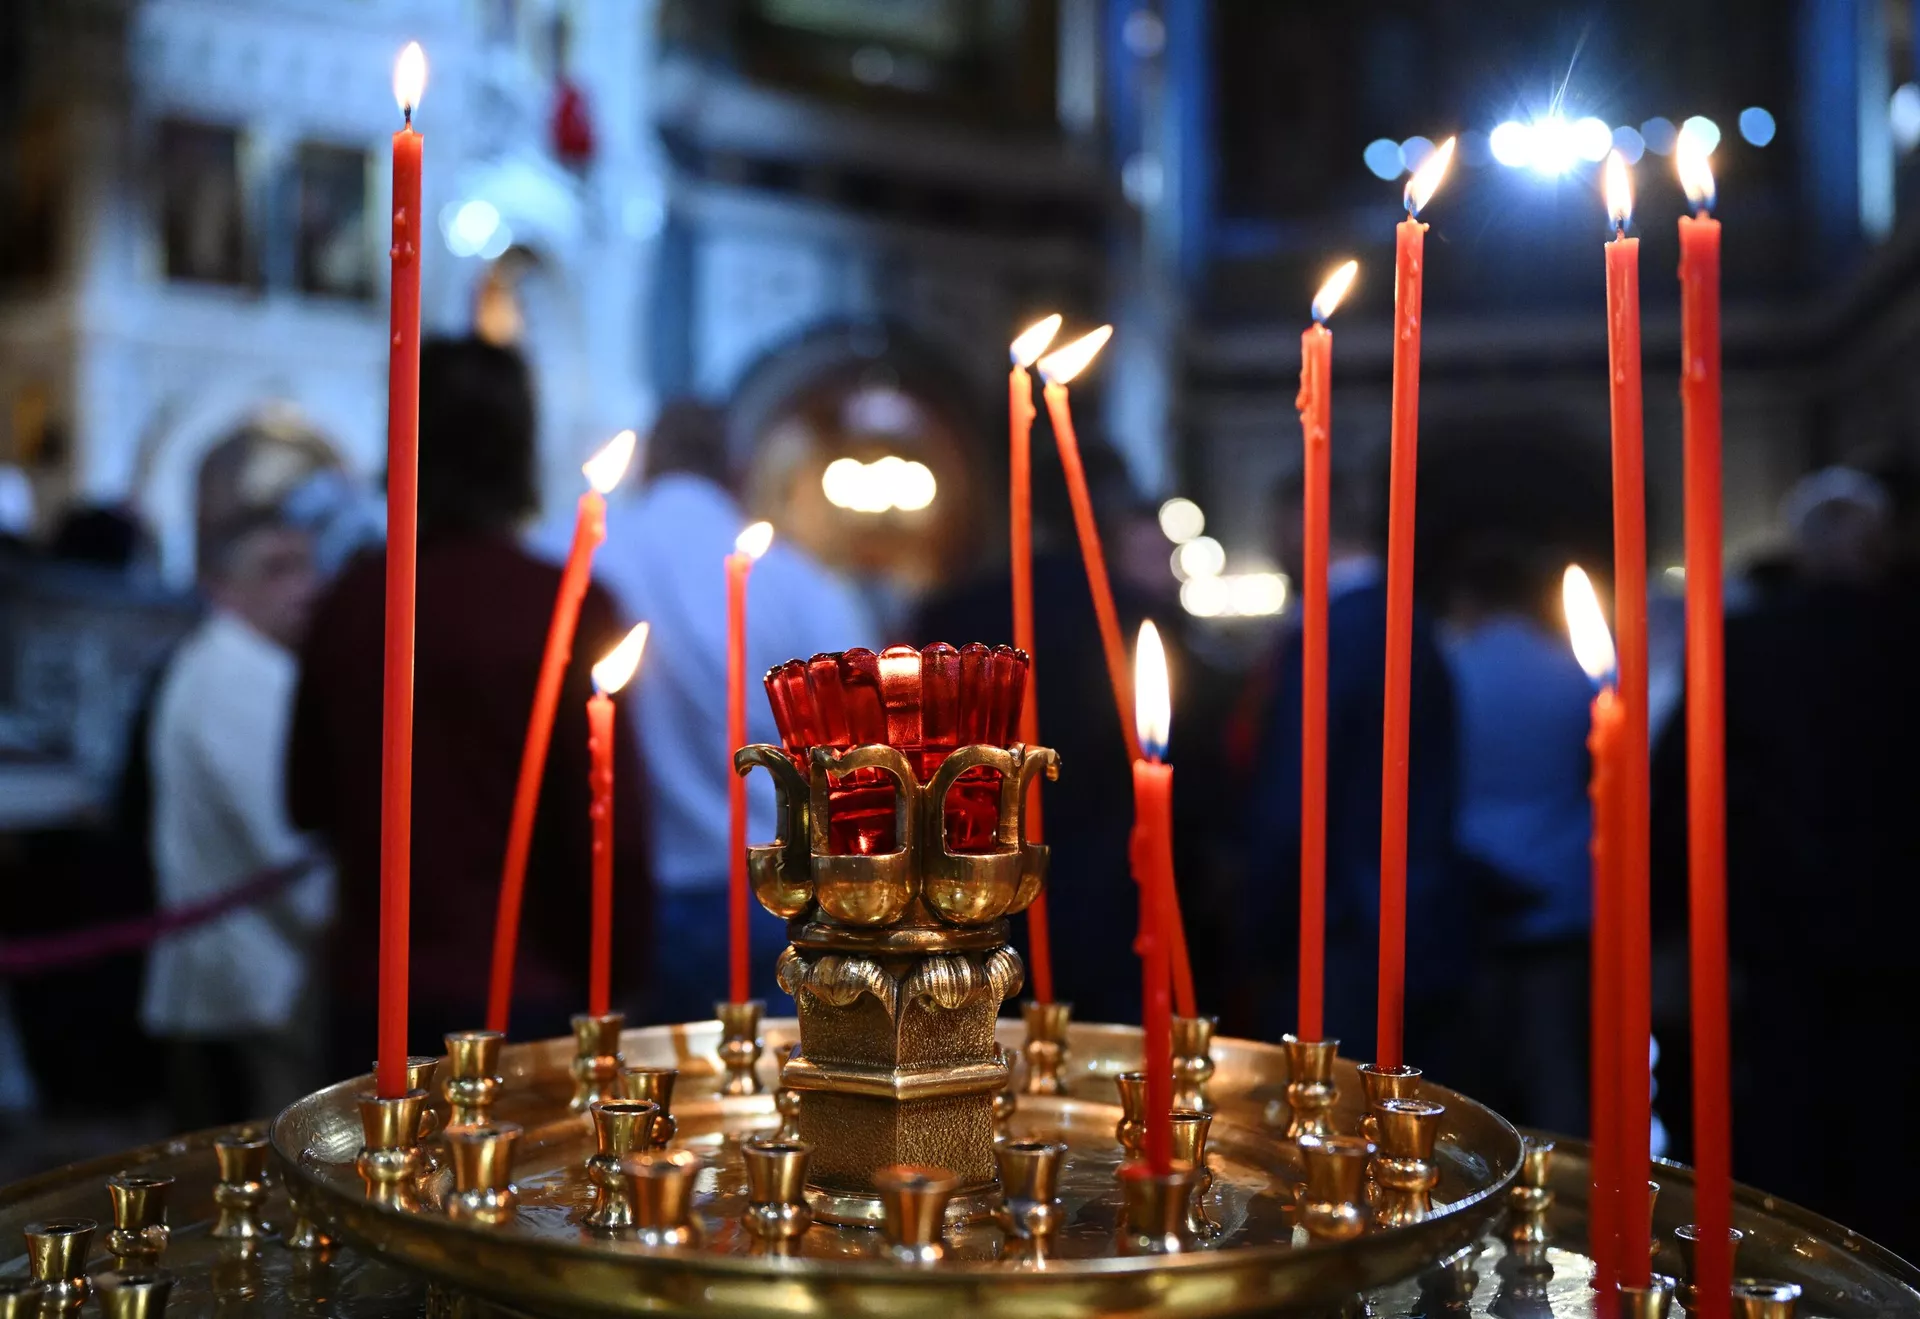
268, 1019, 1522, 1317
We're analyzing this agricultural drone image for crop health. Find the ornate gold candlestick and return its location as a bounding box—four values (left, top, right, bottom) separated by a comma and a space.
875, 1164, 957, 1266
1358, 1063, 1422, 1144
444, 1029, 505, 1127
772, 1045, 803, 1142
715, 1000, 766, 1096
357, 1091, 426, 1207
105, 1173, 170, 1260
445, 1122, 521, 1225
1020, 1000, 1072, 1095
1372, 1097, 1444, 1226
1118, 1164, 1198, 1255
1170, 1015, 1217, 1112
92, 1271, 172, 1319
210, 1134, 270, 1240
570, 1013, 625, 1112
1274, 1036, 1338, 1139
621, 1151, 703, 1248
1732, 1280, 1801, 1319
742, 1140, 812, 1246
25, 1218, 95, 1309
585, 1101, 659, 1230
739, 705, 1057, 1226
1115, 1071, 1148, 1156
1299, 1134, 1373, 1241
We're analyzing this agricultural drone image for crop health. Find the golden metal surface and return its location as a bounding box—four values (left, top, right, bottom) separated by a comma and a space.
713, 1001, 765, 1097
740, 1141, 810, 1242
209, 1136, 268, 1241
616, 1066, 678, 1147
1299, 1133, 1373, 1242
105, 1174, 170, 1261
1279, 1036, 1339, 1139
1731, 1279, 1802, 1319
25, 1217, 95, 1305
567, 1014, 623, 1113
1119, 1163, 1199, 1255
1374, 1097, 1445, 1227
1021, 999, 1072, 1096
444, 1031, 505, 1129
444, 1123, 520, 1226
992, 1139, 1065, 1243
619, 1151, 702, 1249
875, 1164, 958, 1265
583, 1104, 653, 1230
1172, 1014, 1218, 1112
93, 1270, 173, 1319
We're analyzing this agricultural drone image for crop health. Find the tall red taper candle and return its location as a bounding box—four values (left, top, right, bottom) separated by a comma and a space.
1569, 562, 1626, 1296
1131, 620, 1176, 1174
487, 432, 631, 1034
377, 42, 426, 1099
1602, 150, 1653, 1288
1010, 315, 1061, 1003
585, 623, 648, 1020
1678, 140, 1732, 1319
1296, 261, 1356, 1043
1038, 329, 1197, 1018
727, 522, 774, 1005
1377, 138, 1454, 1071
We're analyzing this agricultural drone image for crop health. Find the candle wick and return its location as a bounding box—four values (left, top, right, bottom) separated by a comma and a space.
404, 104, 413, 126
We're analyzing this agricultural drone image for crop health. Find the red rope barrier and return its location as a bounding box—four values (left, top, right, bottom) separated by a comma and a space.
0, 860, 313, 978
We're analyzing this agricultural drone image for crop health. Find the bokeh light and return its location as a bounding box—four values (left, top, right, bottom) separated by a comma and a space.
1363, 138, 1403, 180
1175, 535, 1226, 580
1399, 135, 1436, 173
1641, 117, 1678, 155
1157, 497, 1205, 544
1892, 85, 1920, 153
1739, 106, 1777, 147
1611, 124, 1647, 165
1572, 117, 1614, 163
1679, 115, 1722, 155
1490, 120, 1531, 168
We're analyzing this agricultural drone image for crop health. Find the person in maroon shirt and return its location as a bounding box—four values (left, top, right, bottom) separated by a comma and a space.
289, 338, 650, 1077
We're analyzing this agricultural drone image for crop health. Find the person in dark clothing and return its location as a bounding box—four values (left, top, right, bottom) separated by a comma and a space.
1652, 467, 1919, 1249
911, 438, 1154, 1025
1237, 455, 1468, 1074
288, 339, 650, 1075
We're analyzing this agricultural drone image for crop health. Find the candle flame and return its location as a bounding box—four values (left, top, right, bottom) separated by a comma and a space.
1010, 314, 1063, 368
1311, 260, 1359, 323
735, 520, 774, 560
1604, 150, 1634, 229
1562, 565, 1616, 683
1677, 134, 1716, 211
1134, 620, 1171, 761
582, 429, 636, 494
1403, 136, 1456, 216
592, 622, 650, 696
1036, 325, 1113, 386
393, 41, 428, 115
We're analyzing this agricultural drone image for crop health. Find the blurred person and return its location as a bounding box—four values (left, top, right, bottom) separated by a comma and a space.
1236, 452, 1467, 1070
143, 504, 333, 1128
560, 400, 870, 1021
1441, 537, 1593, 1131
290, 339, 649, 1073
1652, 464, 1915, 1243
913, 435, 1157, 1024
282, 466, 386, 578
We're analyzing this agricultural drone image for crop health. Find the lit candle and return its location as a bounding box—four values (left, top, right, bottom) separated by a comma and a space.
1009, 314, 1062, 1005
1296, 259, 1357, 1045
1377, 137, 1454, 1072
1130, 620, 1176, 1174
728, 520, 775, 1005
1677, 135, 1732, 1319
1602, 148, 1653, 1289
487, 429, 635, 1035
377, 41, 427, 1101
1039, 329, 1197, 1018
587, 624, 650, 1018
1566, 565, 1624, 1296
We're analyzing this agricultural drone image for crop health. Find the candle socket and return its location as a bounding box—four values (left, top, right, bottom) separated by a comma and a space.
25, 1218, 96, 1307
992, 1046, 1016, 1142
570, 1012, 626, 1112
716, 1000, 766, 1096
444, 1030, 505, 1128
1619, 1279, 1676, 1319
585, 1101, 659, 1231
993, 1140, 1066, 1246
282, 1192, 336, 1254
1114, 1071, 1148, 1157
619, 1151, 704, 1248
1169, 1109, 1216, 1239
1170, 1015, 1217, 1113
1371, 1096, 1444, 1226
1020, 1000, 1072, 1096
1421, 1243, 1482, 1313
1357, 1062, 1422, 1146
1674, 1223, 1745, 1314
407, 1056, 445, 1140
93, 1271, 172, 1319
773, 1045, 803, 1143
1117, 1163, 1199, 1256
875, 1164, 957, 1266
618, 1066, 679, 1147
742, 1140, 813, 1243
1272, 1035, 1338, 1139
1731, 1280, 1801, 1319
356, 1090, 427, 1206
210, 1134, 270, 1240
1299, 1133, 1374, 1242
445, 1122, 521, 1226
105, 1174, 171, 1260
0, 1280, 42, 1319
1506, 1137, 1555, 1245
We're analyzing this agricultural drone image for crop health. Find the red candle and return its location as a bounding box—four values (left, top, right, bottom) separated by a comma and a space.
1010, 314, 1062, 1004
1295, 260, 1357, 1044
728, 521, 774, 1005
1377, 137, 1454, 1072
1038, 329, 1196, 1018
1131, 621, 1176, 1174
586, 624, 649, 1019
487, 429, 634, 1035
1566, 566, 1624, 1295
377, 42, 426, 1100
1678, 139, 1732, 1319
1602, 149, 1653, 1288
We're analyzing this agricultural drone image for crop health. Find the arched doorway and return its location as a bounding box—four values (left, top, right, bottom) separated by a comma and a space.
729, 323, 988, 608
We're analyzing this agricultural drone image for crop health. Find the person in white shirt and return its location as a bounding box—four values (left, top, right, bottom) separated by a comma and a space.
545, 401, 873, 1020
143, 505, 333, 1127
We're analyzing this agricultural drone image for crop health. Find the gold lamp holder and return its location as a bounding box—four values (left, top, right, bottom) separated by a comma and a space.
737, 737, 1058, 1226
570, 1013, 625, 1113
1276, 1036, 1339, 1139
1020, 1000, 1072, 1095
1171, 1015, 1217, 1112
210, 1134, 270, 1241
357, 1091, 427, 1207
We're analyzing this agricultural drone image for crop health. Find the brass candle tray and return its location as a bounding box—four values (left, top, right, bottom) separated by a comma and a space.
259, 1019, 1521, 1317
